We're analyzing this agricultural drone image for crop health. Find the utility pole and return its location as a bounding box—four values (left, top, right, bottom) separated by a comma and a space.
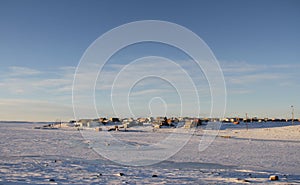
245, 113, 248, 130
291, 105, 294, 125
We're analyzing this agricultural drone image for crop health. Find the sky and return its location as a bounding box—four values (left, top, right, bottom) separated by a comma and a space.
0, 0, 299, 121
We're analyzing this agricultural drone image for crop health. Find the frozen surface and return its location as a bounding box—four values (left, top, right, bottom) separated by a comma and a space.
0, 122, 299, 184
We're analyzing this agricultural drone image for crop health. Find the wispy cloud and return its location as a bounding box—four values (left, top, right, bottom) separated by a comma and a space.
221, 61, 300, 74
130, 88, 172, 96
0, 66, 76, 121
8, 66, 41, 76
2, 60, 298, 120
271, 64, 300, 69
221, 61, 299, 85
227, 73, 282, 84
95, 59, 208, 91
228, 88, 253, 95
221, 61, 264, 73
0, 66, 75, 95
72, 58, 217, 118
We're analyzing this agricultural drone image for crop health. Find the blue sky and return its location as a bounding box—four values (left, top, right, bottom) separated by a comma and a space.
0, 0, 299, 121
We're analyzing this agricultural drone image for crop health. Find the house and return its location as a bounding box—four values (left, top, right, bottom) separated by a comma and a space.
87, 121, 100, 128
184, 120, 197, 128
123, 121, 143, 128
77, 119, 91, 127
109, 117, 120, 122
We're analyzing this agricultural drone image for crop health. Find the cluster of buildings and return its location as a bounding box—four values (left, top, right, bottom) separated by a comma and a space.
70, 116, 299, 129
220, 117, 300, 123
72, 117, 204, 129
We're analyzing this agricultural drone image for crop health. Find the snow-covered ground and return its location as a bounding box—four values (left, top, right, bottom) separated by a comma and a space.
0, 122, 299, 184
